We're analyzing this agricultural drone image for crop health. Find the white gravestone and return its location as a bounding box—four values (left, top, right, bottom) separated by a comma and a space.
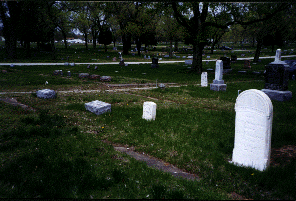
231, 89, 273, 171
210, 60, 226, 91
142, 101, 157, 121
85, 100, 111, 115
201, 72, 208, 87
36, 89, 56, 99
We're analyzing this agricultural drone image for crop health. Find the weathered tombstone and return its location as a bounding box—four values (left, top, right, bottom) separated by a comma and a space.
100, 76, 112, 82
151, 57, 159, 68
148, 56, 150, 59
207, 56, 210, 59
261, 49, 292, 101
231, 55, 237, 63
89, 74, 100, 80
210, 60, 227, 91
182, 56, 186, 58
113, 57, 117, 61
142, 101, 157, 121
244, 60, 251, 69
59, 70, 63, 76
176, 56, 180, 58
158, 83, 165, 89
94, 66, 98, 70
70, 63, 75, 66
159, 58, 162, 60
87, 65, 90, 69
67, 71, 71, 77
185, 60, 193, 65
36, 89, 56, 99
64, 62, 69, 66
79, 73, 90, 79
231, 89, 273, 171
201, 72, 208, 87
113, 47, 117, 50
53, 70, 60, 75
144, 55, 146, 59
187, 56, 193, 59
164, 55, 169, 58
220, 57, 231, 70
85, 100, 111, 115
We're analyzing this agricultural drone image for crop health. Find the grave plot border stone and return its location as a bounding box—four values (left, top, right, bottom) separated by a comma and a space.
231, 89, 273, 171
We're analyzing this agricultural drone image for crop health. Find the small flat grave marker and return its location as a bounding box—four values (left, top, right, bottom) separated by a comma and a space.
185, 60, 193, 65
231, 89, 273, 171
142, 101, 157, 121
85, 100, 111, 115
36, 89, 56, 99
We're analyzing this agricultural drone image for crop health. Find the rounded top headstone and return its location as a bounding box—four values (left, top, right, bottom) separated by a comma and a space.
235, 89, 273, 118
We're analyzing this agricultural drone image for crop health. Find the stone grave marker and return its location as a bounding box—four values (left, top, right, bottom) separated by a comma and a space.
79, 73, 90, 79
144, 55, 146, 59
100, 76, 112, 82
182, 56, 186, 58
185, 60, 193, 65
89, 74, 100, 80
151, 57, 159, 68
231, 89, 273, 171
148, 56, 150, 59
85, 100, 111, 115
201, 72, 208, 87
94, 66, 98, 70
36, 89, 56, 99
207, 56, 210, 59
187, 56, 193, 59
164, 55, 169, 58
176, 56, 180, 58
142, 101, 157, 121
220, 57, 231, 70
261, 49, 292, 101
210, 60, 227, 91
70, 63, 75, 66
231, 55, 237, 63
113, 57, 117, 61
113, 47, 117, 50
244, 60, 251, 68
67, 71, 71, 77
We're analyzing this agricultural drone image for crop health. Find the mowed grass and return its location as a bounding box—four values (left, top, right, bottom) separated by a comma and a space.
0, 57, 296, 199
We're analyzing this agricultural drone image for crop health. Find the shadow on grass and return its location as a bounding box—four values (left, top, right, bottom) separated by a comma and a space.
0, 110, 124, 198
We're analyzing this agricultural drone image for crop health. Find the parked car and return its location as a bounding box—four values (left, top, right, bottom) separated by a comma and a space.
284, 60, 296, 80
220, 46, 232, 50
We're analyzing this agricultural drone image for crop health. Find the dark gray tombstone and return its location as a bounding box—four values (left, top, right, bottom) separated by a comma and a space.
151, 57, 159, 68
261, 49, 292, 101
220, 57, 231, 70
231, 55, 237, 63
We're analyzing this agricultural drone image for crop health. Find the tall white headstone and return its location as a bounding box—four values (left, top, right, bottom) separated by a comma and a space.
201, 72, 208, 87
142, 101, 157, 121
231, 89, 273, 171
210, 60, 226, 91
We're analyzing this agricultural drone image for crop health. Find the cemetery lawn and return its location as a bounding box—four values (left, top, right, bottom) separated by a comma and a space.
0, 62, 296, 199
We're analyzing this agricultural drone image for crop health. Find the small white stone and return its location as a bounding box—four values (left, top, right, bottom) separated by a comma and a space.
85, 100, 111, 115
142, 101, 157, 121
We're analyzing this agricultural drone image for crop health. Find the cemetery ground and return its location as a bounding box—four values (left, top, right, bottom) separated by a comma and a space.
0, 49, 296, 199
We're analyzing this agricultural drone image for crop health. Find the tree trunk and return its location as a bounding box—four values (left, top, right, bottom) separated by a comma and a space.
84, 30, 88, 50
136, 38, 141, 56
122, 34, 131, 55
169, 40, 173, 58
252, 37, 255, 47
50, 34, 56, 60
62, 31, 68, 49
104, 44, 107, 52
253, 38, 263, 62
174, 40, 178, 52
192, 43, 203, 74
24, 40, 31, 58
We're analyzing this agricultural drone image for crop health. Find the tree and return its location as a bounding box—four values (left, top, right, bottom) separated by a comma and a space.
171, 2, 291, 74
0, 1, 57, 59
98, 24, 112, 52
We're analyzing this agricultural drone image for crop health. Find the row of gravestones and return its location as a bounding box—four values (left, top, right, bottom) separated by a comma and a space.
53, 70, 111, 81
35, 87, 273, 171
83, 92, 273, 172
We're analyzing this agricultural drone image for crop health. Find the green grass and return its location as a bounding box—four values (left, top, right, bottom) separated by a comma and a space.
1, 48, 296, 199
